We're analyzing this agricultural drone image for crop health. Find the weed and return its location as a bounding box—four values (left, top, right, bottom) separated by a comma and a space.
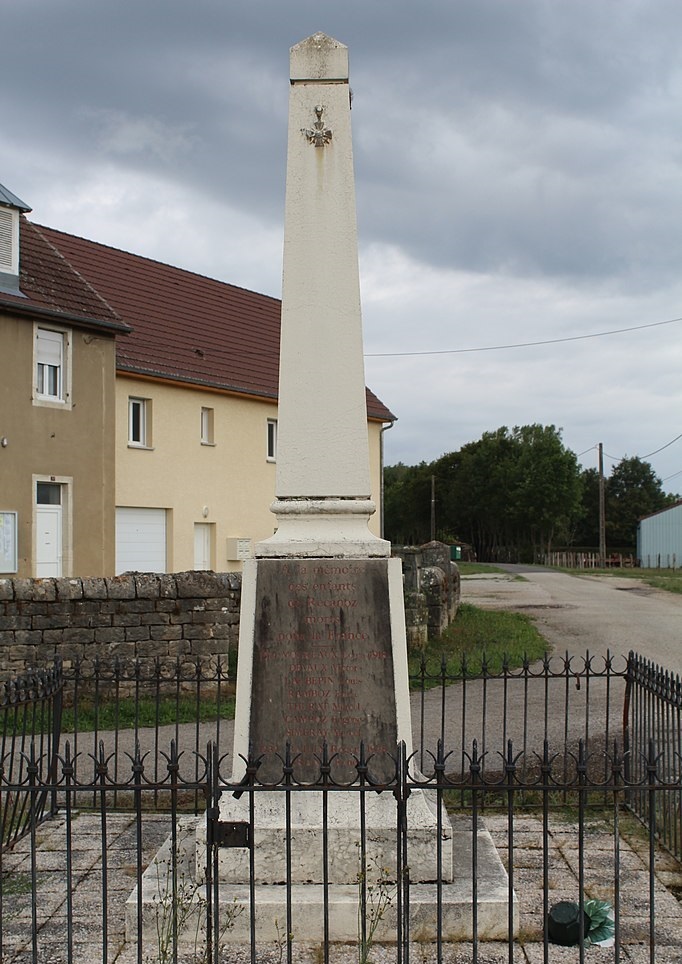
273, 917, 293, 964
146, 828, 242, 964
1, 871, 33, 897
356, 851, 396, 964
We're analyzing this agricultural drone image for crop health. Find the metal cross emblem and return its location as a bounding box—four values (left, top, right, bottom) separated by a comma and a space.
302, 106, 332, 147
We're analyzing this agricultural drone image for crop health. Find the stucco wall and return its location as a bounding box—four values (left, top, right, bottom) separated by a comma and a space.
0, 314, 117, 577
116, 375, 386, 572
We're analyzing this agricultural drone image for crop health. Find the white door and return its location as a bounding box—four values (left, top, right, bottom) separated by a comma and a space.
194, 523, 212, 570
36, 506, 62, 577
116, 507, 167, 574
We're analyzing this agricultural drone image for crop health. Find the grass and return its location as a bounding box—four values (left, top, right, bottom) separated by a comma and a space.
559, 566, 682, 595
457, 562, 515, 576
408, 602, 548, 685
460, 559, 682, 595
61, 692, 235, 733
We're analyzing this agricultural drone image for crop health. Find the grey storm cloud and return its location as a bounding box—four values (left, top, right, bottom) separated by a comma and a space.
3, 0, 682, 482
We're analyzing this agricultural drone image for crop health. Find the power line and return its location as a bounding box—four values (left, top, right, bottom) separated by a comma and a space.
365, 314, 682, 358
579, 433, 682, 484
640, 431, 682, 459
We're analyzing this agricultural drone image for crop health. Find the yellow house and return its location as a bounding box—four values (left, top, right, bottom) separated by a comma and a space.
1, 187, 395, 577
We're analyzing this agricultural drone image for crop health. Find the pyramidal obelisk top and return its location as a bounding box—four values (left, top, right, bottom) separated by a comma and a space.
258, 33, 389, 559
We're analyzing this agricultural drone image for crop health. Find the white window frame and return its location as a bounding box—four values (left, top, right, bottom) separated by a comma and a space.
200, 407, 215, 445
33, 325, 72, 409
128, 397, 152, 448
267, 418, 278, 462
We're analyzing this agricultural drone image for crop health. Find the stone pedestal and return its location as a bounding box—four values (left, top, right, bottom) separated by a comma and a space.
230, 557, 411, 785
219, 555, 454, 887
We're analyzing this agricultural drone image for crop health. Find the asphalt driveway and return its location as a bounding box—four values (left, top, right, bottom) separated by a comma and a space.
462, 565, 682, 672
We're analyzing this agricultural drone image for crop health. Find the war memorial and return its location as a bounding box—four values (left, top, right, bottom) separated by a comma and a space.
135, 32, 511, 948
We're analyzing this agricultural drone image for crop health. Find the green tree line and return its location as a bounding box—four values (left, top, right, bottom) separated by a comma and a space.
384, 424, 678, 562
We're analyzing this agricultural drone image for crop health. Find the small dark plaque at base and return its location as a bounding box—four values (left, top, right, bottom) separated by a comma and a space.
249, 558, 397, 784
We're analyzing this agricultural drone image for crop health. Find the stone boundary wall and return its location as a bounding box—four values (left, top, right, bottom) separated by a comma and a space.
392, 541, 460, 650
0, 571, 241, 677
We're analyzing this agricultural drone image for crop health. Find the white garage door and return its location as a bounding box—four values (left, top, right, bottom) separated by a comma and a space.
116, 507, 167, 574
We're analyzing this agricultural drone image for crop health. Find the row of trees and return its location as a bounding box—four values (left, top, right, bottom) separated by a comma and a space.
384, 424, 678, 562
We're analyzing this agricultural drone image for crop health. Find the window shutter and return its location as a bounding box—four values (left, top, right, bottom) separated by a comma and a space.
0, 209, 12, 272
36, 329, 63, 366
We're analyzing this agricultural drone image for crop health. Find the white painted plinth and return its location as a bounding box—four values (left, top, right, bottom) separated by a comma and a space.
201, 788, 453, 885
127, 816, 516, 945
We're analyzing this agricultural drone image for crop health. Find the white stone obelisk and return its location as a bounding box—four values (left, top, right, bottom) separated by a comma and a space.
257, 32, 389, 559
134, 35, 513, 946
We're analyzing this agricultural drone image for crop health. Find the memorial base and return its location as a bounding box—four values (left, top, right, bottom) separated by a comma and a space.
231, 557, 413, 786
205, 788, 453, 884
126, 816, 516, 945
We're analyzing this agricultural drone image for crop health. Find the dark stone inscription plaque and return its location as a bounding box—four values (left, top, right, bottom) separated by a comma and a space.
249, 558, 397, 784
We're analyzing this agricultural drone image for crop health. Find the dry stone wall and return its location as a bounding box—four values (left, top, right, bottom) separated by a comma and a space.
0, 571, 241, 677
392, 542, 460, 649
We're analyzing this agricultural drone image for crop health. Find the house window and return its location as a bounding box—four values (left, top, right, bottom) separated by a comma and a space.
35, 327, 69, 405
267, 419, 277, 461
200, 407, 214, 445
128, 397, 151, 447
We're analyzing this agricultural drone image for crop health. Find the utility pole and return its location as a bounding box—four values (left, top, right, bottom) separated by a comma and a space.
598, 442, 606, 568
430, 474, 436, 542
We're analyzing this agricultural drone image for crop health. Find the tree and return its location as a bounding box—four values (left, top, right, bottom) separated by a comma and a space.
384, 462, 433, 545
510, 424, 583, 557
606, 457, 674, 548
573, 468, 600, 547
384, 424, 583, 562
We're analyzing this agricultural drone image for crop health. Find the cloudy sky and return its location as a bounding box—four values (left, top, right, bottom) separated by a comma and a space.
4, 0, 682, 490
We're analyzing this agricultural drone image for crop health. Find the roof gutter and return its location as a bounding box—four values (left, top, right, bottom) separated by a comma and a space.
380, 418, 396, 540
0, 298, 132, 335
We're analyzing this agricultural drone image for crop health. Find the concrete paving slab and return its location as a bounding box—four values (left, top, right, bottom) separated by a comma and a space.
1, 810, 680, 961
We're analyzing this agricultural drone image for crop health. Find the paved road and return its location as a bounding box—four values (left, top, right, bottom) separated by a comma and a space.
463, 565, 682, 672
413, 566, 682, 771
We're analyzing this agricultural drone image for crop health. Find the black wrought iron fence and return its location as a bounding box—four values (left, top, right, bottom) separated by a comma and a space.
624, 651, 682, 860
0, 648, 681, 961
0, 737, 677, 964
59, 654, 234, 809
410, 649, 629, 788
0, 660, 63, 850
50, 651, 632, 803
4, 650, 682, 860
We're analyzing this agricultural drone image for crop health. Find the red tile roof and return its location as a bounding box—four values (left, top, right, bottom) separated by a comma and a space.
0, 219, 127, 333
32, 223, 395, 422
